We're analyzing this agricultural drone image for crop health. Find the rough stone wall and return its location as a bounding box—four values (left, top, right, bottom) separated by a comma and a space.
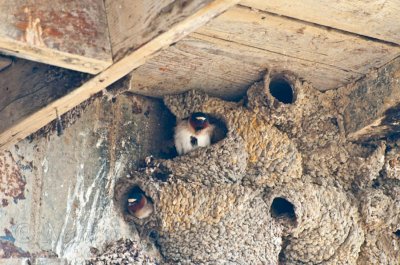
0, 72, 399, 264
116, 73, 399, 264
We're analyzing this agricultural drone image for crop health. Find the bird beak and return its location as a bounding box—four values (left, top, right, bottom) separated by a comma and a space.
128, 198, 137, 203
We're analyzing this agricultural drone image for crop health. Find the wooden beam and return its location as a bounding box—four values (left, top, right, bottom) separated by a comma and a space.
197, 6, 400, 74
0, 0, 112, 74
240, 0, 400, 45
129, 33, 361, 99
0, 0, 240, 151
105, 0, 216, 60
0, 59, 88, 134
338, 56, 400, 141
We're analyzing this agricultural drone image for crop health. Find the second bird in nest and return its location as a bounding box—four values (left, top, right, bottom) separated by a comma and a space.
174, 112, 215, 155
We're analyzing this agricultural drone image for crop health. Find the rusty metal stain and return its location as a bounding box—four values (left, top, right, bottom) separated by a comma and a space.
0, 228, 30, 258
17, 7, 46, 47
13, 5, 100, 54
0, 241, 31, 258
0, 152, 27, 206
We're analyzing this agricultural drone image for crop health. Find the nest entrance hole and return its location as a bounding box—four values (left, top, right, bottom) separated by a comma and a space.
269, 77, 294, 104
209, 115, 228, 144
271, 197, 296, 224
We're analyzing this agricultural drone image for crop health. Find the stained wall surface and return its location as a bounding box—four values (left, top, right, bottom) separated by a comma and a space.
0, 94, 170, 264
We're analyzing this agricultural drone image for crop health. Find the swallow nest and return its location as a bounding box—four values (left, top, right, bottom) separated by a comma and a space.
85, 239, 159, 265
114, 73, 400, 264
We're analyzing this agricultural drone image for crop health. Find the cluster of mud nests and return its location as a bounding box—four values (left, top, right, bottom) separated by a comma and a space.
110, 73, 400, 264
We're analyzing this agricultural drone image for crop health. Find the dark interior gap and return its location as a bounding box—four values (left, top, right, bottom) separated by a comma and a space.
269, 78, 294, 104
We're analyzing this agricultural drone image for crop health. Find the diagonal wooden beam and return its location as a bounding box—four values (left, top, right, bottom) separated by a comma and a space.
0, 0, 240, 151
105, 0, 225, 61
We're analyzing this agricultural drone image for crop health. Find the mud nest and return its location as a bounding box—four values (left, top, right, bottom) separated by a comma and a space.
111, 72, 400, 264
86, 239, 159, 265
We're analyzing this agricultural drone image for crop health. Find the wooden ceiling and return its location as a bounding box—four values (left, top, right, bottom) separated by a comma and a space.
0, 0, 399, 150
130, 3, 400, 99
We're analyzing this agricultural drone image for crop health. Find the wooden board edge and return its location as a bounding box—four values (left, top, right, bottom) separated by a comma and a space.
0, 38, 112, 74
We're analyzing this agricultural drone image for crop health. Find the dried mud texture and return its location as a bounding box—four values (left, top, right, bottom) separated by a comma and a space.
86, 239, 159, 265
357, 187, 400, 265
383, 141, 400, 181
115, 73, 400, 264
268, 178, 363, 264
164, 88, 303, 187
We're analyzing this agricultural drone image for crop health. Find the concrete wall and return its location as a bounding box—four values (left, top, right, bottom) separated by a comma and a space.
0, 94, 172, 264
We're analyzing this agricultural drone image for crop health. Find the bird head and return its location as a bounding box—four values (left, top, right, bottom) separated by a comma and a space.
127, 190, 146, 213
189, 112, 210, 131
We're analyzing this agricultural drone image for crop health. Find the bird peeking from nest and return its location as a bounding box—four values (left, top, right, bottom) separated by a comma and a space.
127, 188, 154, 219
174, 112, 215, 155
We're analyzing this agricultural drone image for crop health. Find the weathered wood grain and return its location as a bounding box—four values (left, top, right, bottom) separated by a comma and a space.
240, 0, 400, 45
0, 59, 88, 134
197, 6, 400, 74
0, 0, 240, 151
129, 33, 362, 99
106, 0, 215, 60
0, 0, 112, 74
338, 56, 400, 141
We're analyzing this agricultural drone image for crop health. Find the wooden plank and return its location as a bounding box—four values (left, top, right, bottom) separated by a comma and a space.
129, 33, 361, 99
0, 0, 240, 151
338, 56, 400, 141
197, 6, 400, 74
0, 59, 88, 134
129, 34, 264, 100
0, 0, 112, 74
240, 0, 400, 45
105, 0, 215, 61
